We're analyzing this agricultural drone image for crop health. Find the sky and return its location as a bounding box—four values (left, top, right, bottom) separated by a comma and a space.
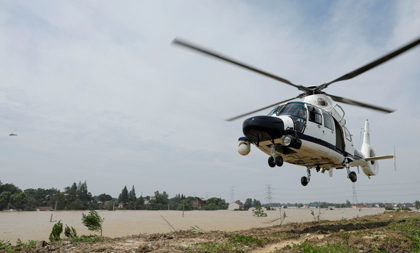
0, 0, 419, 204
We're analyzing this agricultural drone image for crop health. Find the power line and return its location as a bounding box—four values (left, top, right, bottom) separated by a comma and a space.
352, 183, 359, 204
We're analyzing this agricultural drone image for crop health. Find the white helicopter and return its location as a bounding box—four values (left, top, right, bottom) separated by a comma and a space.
173, 36, 420, 186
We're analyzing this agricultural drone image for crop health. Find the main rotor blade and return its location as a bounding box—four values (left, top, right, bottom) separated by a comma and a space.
172, 38, 304, 90
225, 95, 303, 121
327, 93, 394, 113
323, 36, 420, 88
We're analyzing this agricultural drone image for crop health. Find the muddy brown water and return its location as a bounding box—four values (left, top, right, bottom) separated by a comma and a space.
0, 208, 384, 243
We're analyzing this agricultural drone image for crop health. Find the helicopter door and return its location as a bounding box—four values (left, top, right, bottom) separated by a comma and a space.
322, 111, 335, 145
333, 119, 345, 152
305, 105, 324, 142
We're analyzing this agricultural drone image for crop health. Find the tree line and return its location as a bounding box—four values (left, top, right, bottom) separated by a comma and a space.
0, 181, 230, 211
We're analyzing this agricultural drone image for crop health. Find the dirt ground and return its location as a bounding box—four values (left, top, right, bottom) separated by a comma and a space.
6, 211, 420, 252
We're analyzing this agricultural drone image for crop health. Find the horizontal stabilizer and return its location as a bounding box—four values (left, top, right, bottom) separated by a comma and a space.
365, 155, 394, 161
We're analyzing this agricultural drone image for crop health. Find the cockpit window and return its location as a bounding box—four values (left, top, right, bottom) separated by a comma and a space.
323, 111, 334, 130
277, 103, 306, 119
270, 103, 306, 133
307, 105, 322, 125
344, 127, 352, 141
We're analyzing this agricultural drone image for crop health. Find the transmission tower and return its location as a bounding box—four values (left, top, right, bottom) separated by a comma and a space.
230, 186, 235, 203
265, 184, 273, 204
352, 182, 358, 204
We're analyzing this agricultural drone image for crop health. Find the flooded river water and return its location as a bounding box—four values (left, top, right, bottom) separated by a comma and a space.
0, 208, 384, 242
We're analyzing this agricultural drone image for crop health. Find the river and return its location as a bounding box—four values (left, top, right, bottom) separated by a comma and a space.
0, 208, 384, 243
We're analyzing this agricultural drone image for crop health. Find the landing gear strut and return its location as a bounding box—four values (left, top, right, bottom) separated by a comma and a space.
268, 145, 283, 168
345, 158, 357, 183
268, 157, 275, 168
301, 168, 311, 186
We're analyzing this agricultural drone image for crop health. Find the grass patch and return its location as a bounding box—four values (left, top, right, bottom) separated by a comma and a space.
0, 239, 37, 253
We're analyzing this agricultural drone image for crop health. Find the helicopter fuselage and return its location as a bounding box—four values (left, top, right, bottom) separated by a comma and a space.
238, 94, 380, 178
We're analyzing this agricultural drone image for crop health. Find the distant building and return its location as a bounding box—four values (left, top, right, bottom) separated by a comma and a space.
191, 200, 201, 208
352, 204, 369, 208
228, 201, 244, 211
118, 202, 124, 209
37, 206, 54, 211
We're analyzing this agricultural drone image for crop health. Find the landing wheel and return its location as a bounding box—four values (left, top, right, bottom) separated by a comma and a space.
349, 171, 357, 182
301, 176, 309, 186
268, 157, 275, 168
275, 156, 283, 167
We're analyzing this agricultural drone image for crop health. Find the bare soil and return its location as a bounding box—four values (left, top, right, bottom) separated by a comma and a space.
9, 211, 420, 252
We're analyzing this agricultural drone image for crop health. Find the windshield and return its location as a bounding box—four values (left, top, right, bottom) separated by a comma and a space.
268, 103, 306, 133
278, 103, 306, 119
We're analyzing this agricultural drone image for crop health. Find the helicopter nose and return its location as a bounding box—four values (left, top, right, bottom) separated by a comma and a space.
242, 116, 285, 144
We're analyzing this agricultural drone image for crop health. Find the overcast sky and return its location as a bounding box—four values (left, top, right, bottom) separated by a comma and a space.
1, 0, 419, 204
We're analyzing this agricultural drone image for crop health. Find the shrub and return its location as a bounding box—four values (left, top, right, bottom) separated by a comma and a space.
49, 221, 63, 242
252, 206, 267, 217
82, 209, 104, 237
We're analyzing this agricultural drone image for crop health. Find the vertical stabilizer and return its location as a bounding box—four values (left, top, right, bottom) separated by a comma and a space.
362, 120, 370, 145
360, 119, 379, 176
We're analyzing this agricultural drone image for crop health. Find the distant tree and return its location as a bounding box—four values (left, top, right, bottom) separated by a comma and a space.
48, 189, 67, 210
244, 198, 253, 208
136, 196, 144, 206
104, 200, 116, 211
128, 186, 137, 202
415, 200, 420, 210
0, 183, 21, 195
98, 193, 113, 203
204, 197, 228, 210
11, 192, 27, 210
0, 191, 12, 210
118, 186, 129, 204
346, 200, 352, 208
77, 181, 92, 202
65, 183, 78, 203
252, 199, 261, 207
150, 191, 169, 210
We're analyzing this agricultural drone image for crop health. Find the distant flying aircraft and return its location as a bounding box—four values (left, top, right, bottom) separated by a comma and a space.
9, 133, 18, 136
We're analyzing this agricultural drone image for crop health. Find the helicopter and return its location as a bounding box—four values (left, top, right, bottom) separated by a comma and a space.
172, 36, 420, 186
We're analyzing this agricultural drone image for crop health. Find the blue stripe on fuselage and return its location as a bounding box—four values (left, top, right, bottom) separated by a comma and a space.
296, 132, 345, 156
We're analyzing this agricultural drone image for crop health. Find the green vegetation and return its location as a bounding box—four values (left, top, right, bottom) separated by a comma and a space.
252, 206, 267, 217
64, 225, 77, 239
49, 220, 63, 242
82, 209, 105, 237
187, 235, 264, 252
0, 239, 36, 253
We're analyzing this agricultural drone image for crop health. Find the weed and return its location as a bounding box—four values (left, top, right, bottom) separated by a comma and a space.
228, 234, 263, 247
186, 241, 236, 253
190, 225, 203, 234
71, 235, 102, 243
64, 225, 77, 239
291, 240, 358, 253
0, 239, 37, 252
